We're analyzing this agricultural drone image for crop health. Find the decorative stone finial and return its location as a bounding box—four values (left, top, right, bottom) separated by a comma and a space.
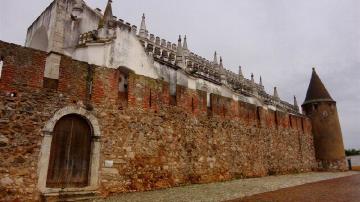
98, 0, 113, 29
294, 95, 298, 107
183, 35, 188, 50
213, 51, 218, 65
274, 87, 279, 99
238, 66, 243, 77
219, 56, 223, 68
251, 73, 254, 82
176, 35, 184, 67
294, 95, 300, 112
260, 76, 263, 86
139, 13, 147, 37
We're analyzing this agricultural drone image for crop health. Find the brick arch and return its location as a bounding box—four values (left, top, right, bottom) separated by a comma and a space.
37, 105, 101, 194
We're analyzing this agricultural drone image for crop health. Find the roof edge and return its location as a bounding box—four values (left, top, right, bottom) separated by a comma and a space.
302, 98, 336, 106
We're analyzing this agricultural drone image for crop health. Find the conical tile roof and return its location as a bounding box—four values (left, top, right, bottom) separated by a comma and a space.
303, 68, 334, 105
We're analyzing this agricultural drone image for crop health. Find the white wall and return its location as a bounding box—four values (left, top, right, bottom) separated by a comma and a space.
25, 2, 56, 51
347, 155, 360, 166
26, 0, 102, 55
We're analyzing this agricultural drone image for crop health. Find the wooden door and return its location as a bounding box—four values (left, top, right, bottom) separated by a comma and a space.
46, 114, 92, 188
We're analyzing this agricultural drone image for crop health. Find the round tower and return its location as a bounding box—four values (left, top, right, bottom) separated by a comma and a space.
302, 68, 346, 171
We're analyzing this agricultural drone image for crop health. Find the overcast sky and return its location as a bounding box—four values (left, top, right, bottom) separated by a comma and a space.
0, 0, 359, 148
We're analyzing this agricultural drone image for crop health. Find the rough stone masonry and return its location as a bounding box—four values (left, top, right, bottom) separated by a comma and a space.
0, 40, 316, 201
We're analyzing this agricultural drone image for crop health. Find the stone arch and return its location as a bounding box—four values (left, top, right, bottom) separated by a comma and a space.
43, 106, 100, 136
37, 106, 101, 194
29, 26, 49, 52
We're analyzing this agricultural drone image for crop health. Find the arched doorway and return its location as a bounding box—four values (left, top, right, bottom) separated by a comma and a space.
38, 106, 101, 194
46, 114, 92, 188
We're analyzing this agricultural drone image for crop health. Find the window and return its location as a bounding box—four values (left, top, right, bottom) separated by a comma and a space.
149, 89, 152, 108
257, 107, 261, 122
191, 97, 195, 112
118, 74, 128, 93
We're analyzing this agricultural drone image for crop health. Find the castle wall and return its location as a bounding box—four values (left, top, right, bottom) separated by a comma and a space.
0, 41, 316, 201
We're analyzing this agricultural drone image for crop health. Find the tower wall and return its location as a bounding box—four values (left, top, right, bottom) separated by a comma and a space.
302, 101, 346, 170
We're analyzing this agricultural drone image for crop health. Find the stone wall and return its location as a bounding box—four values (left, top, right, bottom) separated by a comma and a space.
0, 41, 316, 201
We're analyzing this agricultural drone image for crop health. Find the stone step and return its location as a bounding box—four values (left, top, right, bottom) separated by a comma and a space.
59, 195, 100, 202
42, 190, 101, 202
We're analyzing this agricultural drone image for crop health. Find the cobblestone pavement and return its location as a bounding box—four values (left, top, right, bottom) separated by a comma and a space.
96, 171, 359, 202
231, 173, 360, 202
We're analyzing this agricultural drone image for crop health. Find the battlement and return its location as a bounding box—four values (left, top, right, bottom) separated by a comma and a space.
78, 18, 137, 46
134, 15, 299, 114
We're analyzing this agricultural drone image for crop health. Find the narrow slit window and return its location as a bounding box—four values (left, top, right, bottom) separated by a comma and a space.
149, 89, 152, 108
301, 118, 305, 132
257, 107, 261, 121
274, 111, 278, 127
191, 97, 195, 112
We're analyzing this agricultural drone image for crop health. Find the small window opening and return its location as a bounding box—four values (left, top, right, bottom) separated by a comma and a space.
191, 97, 195, 113
256, 107, 261, 122
88, 81, 93, 99
313, 103, 318, 110
149, 89, 152, 108
118, 75, 128, 93
206, 93, 210, 108
274, 111, 278, 128
86, 65, 94, 101
301, 118, 305, 132
117, 73, 129, 109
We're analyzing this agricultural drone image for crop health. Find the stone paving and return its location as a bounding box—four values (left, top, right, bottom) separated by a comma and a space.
95, 171, 359, 202
233, 174, 360, 202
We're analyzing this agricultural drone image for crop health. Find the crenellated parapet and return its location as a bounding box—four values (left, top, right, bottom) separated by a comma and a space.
135, 14, 299, 114
75, 2, 300, 115
78, 17, 137, 46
